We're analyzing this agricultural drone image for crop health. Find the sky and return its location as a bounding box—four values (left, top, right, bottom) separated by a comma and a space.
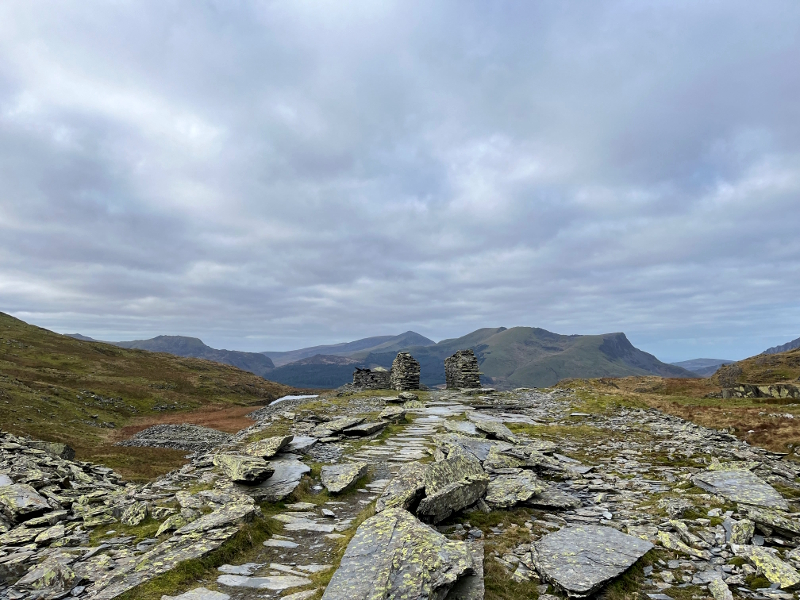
1, 1, 799, 362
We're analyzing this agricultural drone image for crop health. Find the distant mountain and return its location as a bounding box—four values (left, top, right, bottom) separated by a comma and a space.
363, 327, 697, 389
113, 336, 275, 377
764, 337, 800, 355
263, 331, 435, 366
65, 333, 98, 342
671, 358, 735, 377
266, 354, 364, 389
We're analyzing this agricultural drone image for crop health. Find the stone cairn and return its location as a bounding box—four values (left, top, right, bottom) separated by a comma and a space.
352, 367, 391, 390
444, 349, 481, 389
390, 352, 420, 390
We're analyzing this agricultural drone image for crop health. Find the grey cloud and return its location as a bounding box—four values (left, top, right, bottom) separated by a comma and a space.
1, 0, 799, 361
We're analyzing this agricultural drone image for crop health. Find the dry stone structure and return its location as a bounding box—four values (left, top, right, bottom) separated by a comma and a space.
352, 367, 390, 390
390, 352, 420, 390
444, 349, 481, 389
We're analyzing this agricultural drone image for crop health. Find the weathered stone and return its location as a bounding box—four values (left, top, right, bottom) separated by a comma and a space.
0, 525, 43, 545
693, 469, 788, 510
532, 525, 653, 597
34, 522, 64, 544
375, 462, 426, 513
162, 587, 230, 600
445, 350, 481, 389
244, 436, 293, 458
14, 557, 76, 592
433, 433, 512, 463
526, 485, 581, 510
121, 502, 149, 526
26, 441, 76, 460
157, 513, 191, 537
176, 501, 258, 535
311, 417, 365, 438
398, 392, 418, 401
246, 455, 311, 502
321, 507, 474, 600
485, 470, 546, 509
342, 422, 385, 436
390, 352, 420, 391
321, 462, 369, 494
0, 484, 51, 523
417, 453, 489, 523
741, 506, 800, 537
378, 406, 406, 422
468, 415, 518, 444
730, 519, 755, 544
657, 531, 707, 559
213, 454, 274, 484
731, 544, 800, 590
708, 578, 733, 600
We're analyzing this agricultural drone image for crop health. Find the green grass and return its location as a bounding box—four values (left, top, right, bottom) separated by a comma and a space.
0, 311, 299, 477
88, 517, 164, 546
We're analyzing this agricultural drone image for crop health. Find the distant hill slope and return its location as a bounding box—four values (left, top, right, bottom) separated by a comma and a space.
266, 354, 363, 388
0, 312, 298, 473
764, 337, 800, 355
364, 327, 696, 389
711, 346, 800, 386
113, 335, 275, 377
66, 333, 97, 342
671, 358, 735, 377
263, 331, 435, 366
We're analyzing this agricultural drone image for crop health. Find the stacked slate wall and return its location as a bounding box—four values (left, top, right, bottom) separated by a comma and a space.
444, 349, 481, 389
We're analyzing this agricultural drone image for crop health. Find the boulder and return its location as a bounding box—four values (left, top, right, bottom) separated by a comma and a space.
692, 469, 788, 510
26, 441, 76, 460
13, 557, 76, 593
0, 484, 51, 523
741, 506, 800, 537
731, 544, 800, 590
121, 502, 149, 526
321, 508, 475, 600
416, 452, 489, 523
485, 470, 546, 509
176, 501, 258, 535
398, 392, 418, 401
321, 462, 369, 494
213, 454, 274, 485
375, 462, 426, 513
709, 578, 733, 600
730, 519, 755, 544
378, 406, 406, 422
532, 525, 653, 597
244, 436, 293, 459
246, 454, 311, 502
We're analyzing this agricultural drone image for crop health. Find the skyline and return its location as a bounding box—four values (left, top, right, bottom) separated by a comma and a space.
1, 1, 799, 363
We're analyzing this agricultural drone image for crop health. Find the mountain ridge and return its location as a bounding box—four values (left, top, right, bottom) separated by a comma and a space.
765, 337, 800, 355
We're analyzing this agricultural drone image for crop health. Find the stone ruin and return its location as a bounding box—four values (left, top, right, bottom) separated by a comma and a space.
445, 349, 481, 389
390, 352, 420, 390
352, 366, 391, 390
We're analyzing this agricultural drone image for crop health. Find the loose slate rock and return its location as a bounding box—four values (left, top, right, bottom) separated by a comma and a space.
213, 454, 274, 485
246, 454, 310, 502
468, 414, 518, 443
162, 587, 230, 600
375, 462, 426, 513
321, 507, 474, 600
731, 544, 800, 590
321, 462, 368, 494
378, 406, 406, 422
0, 484, 51, 523
485, 470, 546, 509
311, 417, 365, 438
244, 436, 293, 458
693, 469, 788, 510
342, 422, 385, 437
417, 453, 489, 523
532, 524, 653, 597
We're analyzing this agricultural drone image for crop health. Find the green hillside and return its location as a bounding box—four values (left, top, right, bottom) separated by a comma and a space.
0, 312, 299, 473
366, 327, 695, 388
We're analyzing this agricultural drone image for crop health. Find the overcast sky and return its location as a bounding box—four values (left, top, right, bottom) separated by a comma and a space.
1, 1, 799, 362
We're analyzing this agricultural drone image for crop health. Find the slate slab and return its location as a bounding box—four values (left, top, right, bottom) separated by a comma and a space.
693, 469, 788, 510
245, 454, 311, 502
320, 508, 474, 600
321, 463, 368, 494
532, 524, 653, 597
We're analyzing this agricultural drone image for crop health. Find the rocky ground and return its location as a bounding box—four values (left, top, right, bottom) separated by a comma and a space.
3, 387, 800, 600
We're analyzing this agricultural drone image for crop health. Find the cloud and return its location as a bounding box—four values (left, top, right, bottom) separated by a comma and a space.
0, 0, 799, 361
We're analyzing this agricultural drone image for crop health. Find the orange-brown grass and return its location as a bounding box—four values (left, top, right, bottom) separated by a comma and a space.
112, 403, 264, 438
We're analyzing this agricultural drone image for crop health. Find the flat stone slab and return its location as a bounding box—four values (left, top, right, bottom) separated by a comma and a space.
287, 436, 317, 453
312, 417, 365, 437
468, 414, 518, 443
693, 469, 789, 510
218, 563, 263, 575
216, 574, 312, 591
162, 587, 230, 600
532, 524, 653, 597
264, 538, 299, 548
731, 544, 800, 590
321, 507, 474, 600
246, 454, 310, 501
244, 436, 293, 458
378, 406, 406, 422
0, 484, 51, 523
375, 462, 426, 513
342, 422, 386, 436
321, 462, 368, 494
526, 485, 581, 510
485, 470, 546, 509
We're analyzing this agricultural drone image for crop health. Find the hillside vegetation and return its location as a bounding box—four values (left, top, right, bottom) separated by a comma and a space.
366, 327, 696, 388
0, 312, 300, 477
